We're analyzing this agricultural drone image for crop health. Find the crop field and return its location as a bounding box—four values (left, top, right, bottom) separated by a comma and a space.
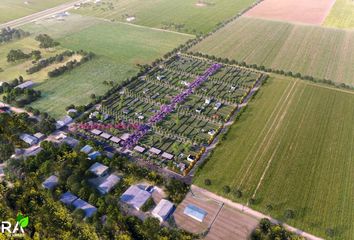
0, 0, 72, 24
57, 21, 192, 65
73, 0, 257, 34
78, 55, 264, 175
324, 0, 354, 29
244, 0, 335, 25
29, 59, 137, 119
0, 15, 191, 118
194, 76, 354, 239
191, 17, 354, 84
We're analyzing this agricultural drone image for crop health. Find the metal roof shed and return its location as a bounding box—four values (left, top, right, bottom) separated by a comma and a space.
88, 151, 101, 160
91, 129, 102, 135
42, 175, 59, 190
89, 162, 109, 177
97, 174, 121, 195
120, 185, 152, 210
133, 145, 145, 153
60, 192, 78, 205
110, 136, 121, 144
149, 147, 161, 155
100, 132, 112, 139
162, 152, 174, 160
152, 199, 174, 222
81, 145, 93, 154
72, 198, 97, 218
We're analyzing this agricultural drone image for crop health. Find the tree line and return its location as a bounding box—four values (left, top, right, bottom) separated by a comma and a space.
0, 27, 29, 44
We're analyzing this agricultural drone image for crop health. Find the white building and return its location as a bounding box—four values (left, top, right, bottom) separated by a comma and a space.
20, 133, 38, 146
42, 175, 59, 190
89, 162, 109, 177
120, 185, 152, 210
152, 199, 174, 222
56, 115, 73, 129
96, 174, 121, 195
15, 81, 34, 89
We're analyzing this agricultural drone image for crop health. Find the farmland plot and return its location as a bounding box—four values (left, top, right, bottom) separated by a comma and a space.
244, 0, 336, 25
73, 0, 258, 34
191, 17, 354, 84
195, 76, 354, 239
324, 0, 354, 29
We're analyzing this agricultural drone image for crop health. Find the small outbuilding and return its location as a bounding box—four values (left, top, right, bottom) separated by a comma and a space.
88, 151, 101, 160
161, 152, 174, 160
20, 133, 38, 146
42, 175, 59, 190
96, 174, 121, 195
91, 129, 102, 135
72, 198, 97, 218
34, 132, 45, 141
89, 162, 109, 177
110, 136, 121, 144
15, 81, 34, 89
56, 115, 73, 129
149, 147, 161, 155
120, 133, 131, 141
152, 199, 174, 222
62, 137, 79, 148
120, 185, 152, 211
81, 145, 93, 154
100, 132, 112, 139
133, 145, 145, 153
60, 192, 78, 205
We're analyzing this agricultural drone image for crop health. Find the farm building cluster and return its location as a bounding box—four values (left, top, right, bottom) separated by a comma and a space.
77, 54, 265, 175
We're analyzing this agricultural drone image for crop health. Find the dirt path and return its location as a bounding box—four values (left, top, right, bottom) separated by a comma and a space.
191, 185, 324, 240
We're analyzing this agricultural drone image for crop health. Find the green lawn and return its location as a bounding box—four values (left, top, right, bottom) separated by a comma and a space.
23, 18, 192, 118
73, 0, 257, 34
194, 76, 354, 239
58, 21, 192, 65
0, 0, 73, 24
324, 0, 354, 29
29, 58, 136, 119
190, 17, 354, 84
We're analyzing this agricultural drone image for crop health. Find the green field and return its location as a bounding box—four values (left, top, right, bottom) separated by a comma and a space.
0, 37, 66, 82
73, 0, 257, 34
324, 0, 354, 29
191, 17, 354, 84
0, 0, 72, 24
194, 76, 354, 239
21, 17, 192, 117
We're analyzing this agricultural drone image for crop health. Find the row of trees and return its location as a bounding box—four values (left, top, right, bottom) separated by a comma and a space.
0, 27, 29, 44
7, 49, 41, 62
48, 51, 95, 77
2, 87, 41, 107
26, 50, 74, 74
251, 218, 305, 240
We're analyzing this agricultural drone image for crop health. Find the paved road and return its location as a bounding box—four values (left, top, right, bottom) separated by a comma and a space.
191, 185, 324, 240
0, 0, 86, 29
